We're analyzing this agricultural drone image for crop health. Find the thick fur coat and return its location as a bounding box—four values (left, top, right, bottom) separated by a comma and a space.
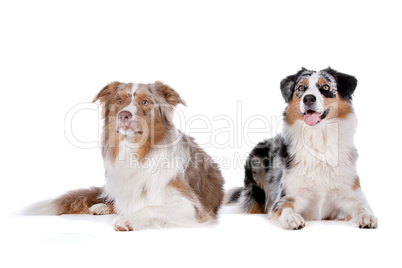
227, 68, 378, 229
30, 81, 225, 231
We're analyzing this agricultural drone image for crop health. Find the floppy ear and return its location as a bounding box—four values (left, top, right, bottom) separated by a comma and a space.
92, 81, 120, 103
155, 81, 187, 106
280, 68, 307, 103
324, 67, 357, 101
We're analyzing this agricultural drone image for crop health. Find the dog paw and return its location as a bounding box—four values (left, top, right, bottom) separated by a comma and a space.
113, 216, 134, 231
358, 214, 378, 229
89, 204, 112, 215
279, 211, 305, 230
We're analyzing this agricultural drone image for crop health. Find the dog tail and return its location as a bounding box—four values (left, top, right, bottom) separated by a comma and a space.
24, 186, 109, 215
225, 168, 266, 214
225, 187, 243, 204
225, 185, 266, 214
225, 157, 267, 214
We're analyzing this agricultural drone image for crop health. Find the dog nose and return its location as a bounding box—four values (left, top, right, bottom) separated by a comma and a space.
303, 95, 316, 106
118, 111, 132, 123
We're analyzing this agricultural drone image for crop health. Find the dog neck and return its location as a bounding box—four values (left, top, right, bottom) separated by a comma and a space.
283, 113, 358, 169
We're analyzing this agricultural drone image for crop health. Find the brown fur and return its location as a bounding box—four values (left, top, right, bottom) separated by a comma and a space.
286, 90, 353, 125
257, 171, 269, 212
168, 178, 210, 222
272, 197, 295, 218
180, 134, 225, 218
134, 82, 223, 222
53, 187, 113, 215
353, 176, 361, 191
53, 81, 224, 222
246, 166, 268, 214
317, 78, 329, 87
92, 82, 174, 162
323, 215, 351, 221
137, 111, 166, 161
300, 79, 309, 86
324, 94, 352, 120
155, 81, 186, 106
285, 94, 303, 125
91, 203, 115, 215
247, 202, 265, 214
92, 82, 133, 160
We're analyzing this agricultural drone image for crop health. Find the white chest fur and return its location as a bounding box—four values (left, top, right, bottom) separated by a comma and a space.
103, 138, 189, 216
283, 115, 359, 219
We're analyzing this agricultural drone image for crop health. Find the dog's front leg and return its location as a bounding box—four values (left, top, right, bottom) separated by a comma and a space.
341, 187, 378, 229
271, 196, 305, 230
112, 199, 198, 231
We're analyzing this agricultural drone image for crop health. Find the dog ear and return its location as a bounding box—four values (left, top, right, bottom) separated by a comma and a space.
155, 81, 187, 106
92, 81, 120, 103
324, 67, 357, 101
280, 68, 307, 103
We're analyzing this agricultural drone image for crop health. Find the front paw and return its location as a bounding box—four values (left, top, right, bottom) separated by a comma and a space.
113, 216, 134, 231
278, 210, 305, 230
358, 214, 378, 229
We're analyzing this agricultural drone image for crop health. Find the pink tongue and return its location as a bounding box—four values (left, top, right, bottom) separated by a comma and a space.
303, 112, 320, 126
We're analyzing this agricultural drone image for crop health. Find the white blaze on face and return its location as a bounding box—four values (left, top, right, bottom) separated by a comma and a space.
131, 83, 139, 100
300, 72, 325, 126
300, 73, 325, 113
115, 83, 139, 136
116, 104, 138, 136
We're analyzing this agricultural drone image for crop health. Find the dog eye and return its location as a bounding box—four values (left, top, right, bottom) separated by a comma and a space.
142, 100, 149, 105
117, 99, 122, 104
322, 85, 330, 91
298, 85, 305, 91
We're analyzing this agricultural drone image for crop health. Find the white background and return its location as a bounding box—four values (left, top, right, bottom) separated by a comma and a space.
1, 0, 401, 267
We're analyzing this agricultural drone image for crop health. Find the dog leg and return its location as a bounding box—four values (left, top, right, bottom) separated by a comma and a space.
113, 199, 200, 231
277, 207, 305, 230
353, 204, 378, 229
272, 196, 305, 230
340, 188, 378, 229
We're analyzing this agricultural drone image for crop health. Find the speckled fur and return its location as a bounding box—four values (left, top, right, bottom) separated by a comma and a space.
228, 68, 378, 229
28, 82, 224, 231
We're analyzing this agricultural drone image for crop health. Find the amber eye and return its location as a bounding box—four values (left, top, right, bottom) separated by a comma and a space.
142, 100, 149, 105
322, 84, 330, 91
298, 85, 305, 91
117, 99, 122, 104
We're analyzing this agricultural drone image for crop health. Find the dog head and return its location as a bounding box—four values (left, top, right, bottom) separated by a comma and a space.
280, 67, 357, 126
93, 81, 186, 159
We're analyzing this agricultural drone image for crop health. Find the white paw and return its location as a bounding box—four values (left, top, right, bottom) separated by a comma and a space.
358, 214, 378, 229
279, 210, 305, 230
113, 216, 133, 231
89, 203, 112, 215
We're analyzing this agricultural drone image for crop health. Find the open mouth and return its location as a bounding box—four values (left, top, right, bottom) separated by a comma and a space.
302, 108, 330, 126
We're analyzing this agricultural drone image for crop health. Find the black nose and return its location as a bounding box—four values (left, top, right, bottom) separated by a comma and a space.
303, 95, 316, 106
